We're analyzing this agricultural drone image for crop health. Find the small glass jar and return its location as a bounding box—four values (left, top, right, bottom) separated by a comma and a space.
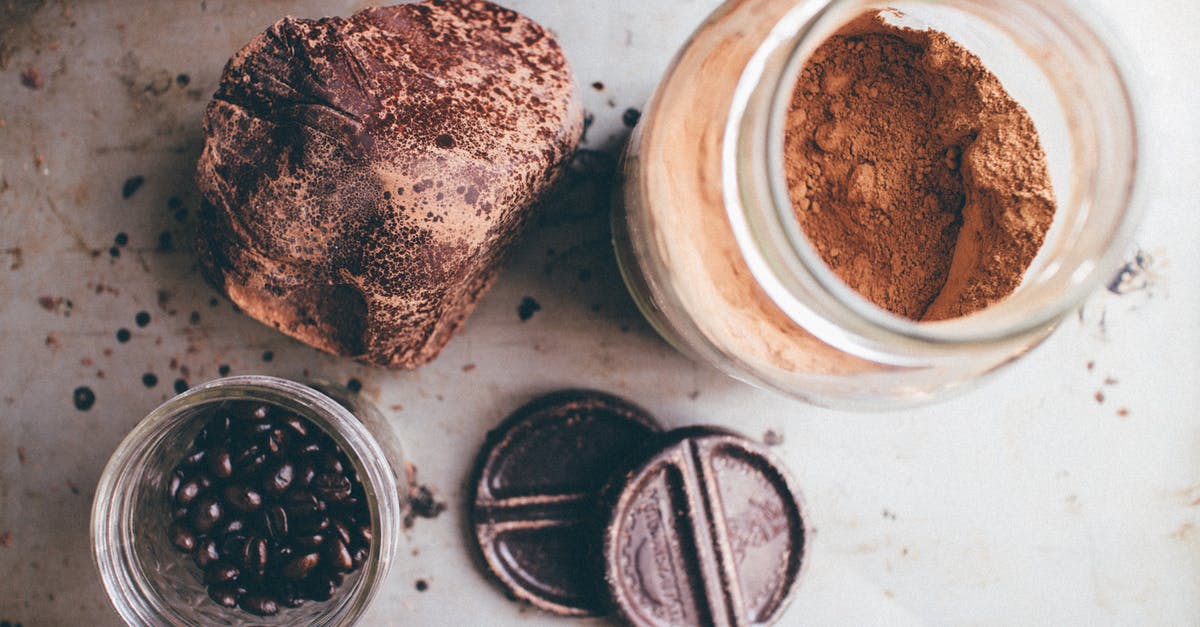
614, 0, 1142, 409
91, 376, 405, 626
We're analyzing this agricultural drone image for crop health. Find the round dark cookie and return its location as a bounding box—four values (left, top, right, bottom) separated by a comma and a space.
602, 427, 806, 627
470, 390, 662, 616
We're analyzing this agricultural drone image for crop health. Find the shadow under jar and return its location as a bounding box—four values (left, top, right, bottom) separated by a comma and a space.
614, 0, 1142, 409
92, 376, 404, 626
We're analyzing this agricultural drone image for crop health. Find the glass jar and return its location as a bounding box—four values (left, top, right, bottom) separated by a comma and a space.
614, 0, 1142, 409
91, 376, 405, 626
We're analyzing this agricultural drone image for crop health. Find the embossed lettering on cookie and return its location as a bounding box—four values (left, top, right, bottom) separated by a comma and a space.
601, 427, 807, 626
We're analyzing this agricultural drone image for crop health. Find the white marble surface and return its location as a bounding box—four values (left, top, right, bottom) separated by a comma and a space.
0, 1, 1196, 625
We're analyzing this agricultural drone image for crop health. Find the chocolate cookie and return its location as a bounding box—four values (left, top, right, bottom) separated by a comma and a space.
470, 390, 662, 616
196, 1, 583, 368
602, 427, 806, 626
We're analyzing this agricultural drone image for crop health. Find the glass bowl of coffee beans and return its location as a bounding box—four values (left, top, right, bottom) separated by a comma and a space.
92, 376, 404, 625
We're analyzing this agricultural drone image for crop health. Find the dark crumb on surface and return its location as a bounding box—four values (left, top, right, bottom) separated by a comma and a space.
462, 363, 476, 372
763, 430, 784, 446
261, 351, 274, 362
882, 509, 897, 520
20, 66, 42, 89
189, 311, 201, 325
0, 530, 12, 547
1094, 390, 1105, 404
135, 311, 151, 327
121, 175, 145, 199
517, 297, 541, 321
44, 333, 59, 349
116, 328, 131, 343
591, 81, 604, 91
73, 386, 95, 411
158, 231, 173, 251
346, 378, 362, 393
114, 232, 129, 246
142, 373, 158, 388
37, 296, 62, 311
176, 73, 190, 86
17, 447, 25, 464
688, 389, 701, 400
415, 579, 429, 592
1117, 407, 1130, 418
1104, 376, 1119, 386
209, 298, 219, 307
173, 379, 188, 394
403, 463, 446, 529
66, 480, 80, 495
580, 112, 595, 143
218, 364, 231, 376
1087, 361, 1095, 371
622, 107, 641, 128
108, 246, 120, 258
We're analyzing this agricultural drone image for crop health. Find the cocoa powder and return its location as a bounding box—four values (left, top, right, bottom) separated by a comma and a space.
784, 11, 1056, 321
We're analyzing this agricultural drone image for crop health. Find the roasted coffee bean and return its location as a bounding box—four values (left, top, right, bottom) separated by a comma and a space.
357, 523, 374, 546
196, 415, 231, 449
282, 553, 320, 580
299, 441, 323, 456
175, 478, 203, 506
194, 538, 220, 568
293, 533, 325, 549
238, 594, 279, 617
261, 505, 289, 539
204, 562, 240, 585
280, 415, 309, 438
207, 584, 239, 608
231, 443, 262, 467
315, 452, 345, 474
242, 536, 269, 575
325, 539, 353, 572
331, 519, 353, 546
233, 419, 274, 441
262, 461, 294, 496
270, 542, 295, 563
220, 535, 248, 560
168, 471, 183, 501
222, 517, 249, 537
351, 546, 369, 570
313, 473, 352, 503
275, 583, 305, 608
223, 484, 263, 513
306, 574, 337, 602
168, 522, 196, 553
295, 461, 317, 487
190, 496, 223, 534
294, 515, 330, 535
264, 431, 284, 456
172, 506, 189, 521
206, 447, 233, 479
235, 403, 271, 422
240, 452, 270, 476
182, 449, 207, 467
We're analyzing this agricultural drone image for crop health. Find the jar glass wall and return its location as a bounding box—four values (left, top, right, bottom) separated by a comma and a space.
614, 0, 1141, 409
91, 376, 404, 626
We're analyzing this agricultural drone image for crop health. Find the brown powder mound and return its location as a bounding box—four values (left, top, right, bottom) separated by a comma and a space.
196, 1, 583, 368
784, 11, 1055, 321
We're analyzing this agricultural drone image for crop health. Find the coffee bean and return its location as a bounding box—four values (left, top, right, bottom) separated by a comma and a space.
357, 523, 374, 546
275, 584, 305, 608
325, 539, 353, 572
233, 420, 273, 441
190, 497, 223, 534
206, 447, 233, 479
242, 536, 268, 575
207, 584, 239, 608
240, 453, 270, 476
306, 574, 337, 602
282, 553, 320, 580
351, 546, 369, 570
313, 473, 351, 503
168, 522, 196, 553
264, 432, 284, 456
261, 505, 289, 539
231, 443, 262, 467
331, 519, 353, 546
195, 415, 231, 449
222, 517, 249, 537
172, 506, 189, 521
194, 538, 220, 568
315, 452, 345, 474
234, 404, 271, 422
294, 515, 330, 535
262, 461, 294, 496
182, 449, 206, 467
270, 543, 295, 564
223, 484, 263, 513
279, 415, 309, 438
220, 535, 248, 561
204, 562, 240, 585
293, 533, 325, 549
195, 473, 213, 491
175, 475, 202, 504
168, 471, 183, 501
238, 594, 279, 617
296, 461, 317, 487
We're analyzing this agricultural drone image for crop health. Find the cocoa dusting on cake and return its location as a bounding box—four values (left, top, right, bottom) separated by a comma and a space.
196, 0, 584, 368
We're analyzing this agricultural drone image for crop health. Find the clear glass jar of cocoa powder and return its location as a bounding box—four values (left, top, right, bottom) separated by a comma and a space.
614, 0, 1142, 409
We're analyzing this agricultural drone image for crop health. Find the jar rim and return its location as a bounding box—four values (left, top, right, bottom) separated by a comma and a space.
91, 375, 400, 626
724, 0, 1145, 360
